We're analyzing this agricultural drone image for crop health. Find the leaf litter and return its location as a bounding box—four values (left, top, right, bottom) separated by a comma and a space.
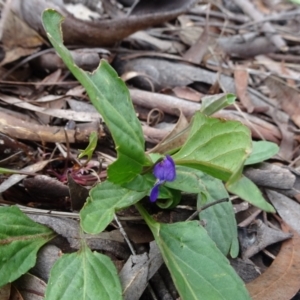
1, 0, 300, 299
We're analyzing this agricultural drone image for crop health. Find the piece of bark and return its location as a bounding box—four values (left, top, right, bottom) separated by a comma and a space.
28, 214, 131, 259
244, 163, 296, 190
266, 190, 300, 236
218, 33, 276, 58
120, 241, 163, 300
230, 258, 260, 283
0, 111, 103, 143
11, 0, 198, 46
231, 0, 287, 51
130, 89, 281, 143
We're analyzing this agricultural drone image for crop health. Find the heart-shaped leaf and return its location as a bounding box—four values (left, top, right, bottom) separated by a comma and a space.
173, 112, 252, 181
45, 246, 122, 300
80, 181, 147, 234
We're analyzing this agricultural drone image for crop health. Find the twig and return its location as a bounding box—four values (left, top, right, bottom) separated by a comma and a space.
231, 0, 287, 51
114, 213, 158, 300
186, 198, 229, 221
114, 214, 136, 255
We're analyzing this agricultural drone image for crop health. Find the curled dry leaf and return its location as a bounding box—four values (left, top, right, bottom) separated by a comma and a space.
28, 214, 131, 260
149, 109, 189, 154
0, 1, 44, 66
13, 273, 46, 300
239, 219, 292, 259
246, 222, 300, 300
119, 242, 163, 300
234, 68, 254, 113
11, 0, 198, 46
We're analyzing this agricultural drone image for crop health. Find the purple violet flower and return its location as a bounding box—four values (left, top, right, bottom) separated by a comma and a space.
150, 155, 176, 202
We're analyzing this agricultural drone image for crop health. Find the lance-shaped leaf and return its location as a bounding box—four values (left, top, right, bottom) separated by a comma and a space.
245, 141, 279, 165
227, 176, 275, 212
201, 93, 236, 116
78, 131, 97, 162
42, 10, 148, 184
137, 204, 251, 300
173, 112, 252, 181
45, 246, 122, 300
0, 206, 55, 287
80, 181, 147, 234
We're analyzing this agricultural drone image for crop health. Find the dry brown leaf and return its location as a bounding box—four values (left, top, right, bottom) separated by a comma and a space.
0, 283, 11, 300
171, 86, 202, 102
9, 286, 23, 300
0, 2, 44, 66
271, 112, 294, 161
246, 222, 300, 300
265, 76, 300, 127
183, 22, 210, 64
234, 68, 254, 113
178, 15, 202, 46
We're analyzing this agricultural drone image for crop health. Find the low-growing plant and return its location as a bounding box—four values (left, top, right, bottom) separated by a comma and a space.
0, 9, 280, 300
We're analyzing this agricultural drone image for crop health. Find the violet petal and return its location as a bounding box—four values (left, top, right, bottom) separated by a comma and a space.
150, 183, 160, 202
153, 155, 176, 182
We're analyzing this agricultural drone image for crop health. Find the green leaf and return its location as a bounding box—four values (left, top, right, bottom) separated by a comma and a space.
166, 166, 238, 257
245, 141, 279, 165
173, 112, 252, 181
197, 178, 238, 257
121, 173, 154, 192
165, 166, 207, 193
156, 188, 181, 209
201, 93, 236, 116
227, 176, 275, 212
80, 181, 147, 234
199, 195, 239, 258
0, 206, 55, 287
137, 205, 250, 300
78, 131, 97, 161
45, 246, 122, 300
42, 10, 148, 184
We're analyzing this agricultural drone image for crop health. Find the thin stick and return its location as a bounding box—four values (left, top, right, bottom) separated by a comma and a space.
232, 0, 287, 51
114, 214, 136, 255
186, 198, 229, 221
